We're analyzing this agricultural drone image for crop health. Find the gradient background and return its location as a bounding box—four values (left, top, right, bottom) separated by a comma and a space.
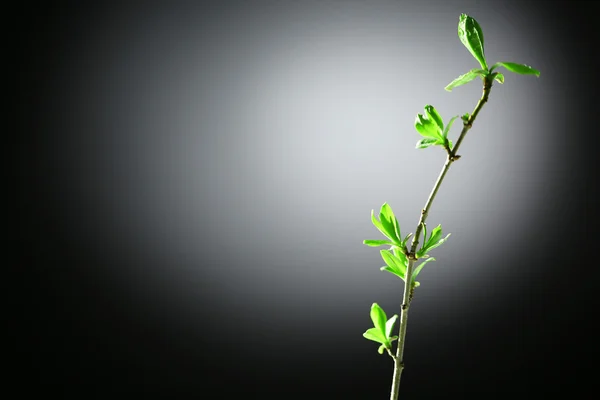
13, 0, 597, 398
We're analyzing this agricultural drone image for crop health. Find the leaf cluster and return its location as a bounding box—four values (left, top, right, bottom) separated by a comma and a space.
364, 203, 446, 287
362, 303, 398, 354
445, 14, 540, 92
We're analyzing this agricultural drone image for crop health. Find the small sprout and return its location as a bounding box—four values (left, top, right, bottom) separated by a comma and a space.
380, 248, 408, 281
363, 303, 399, 355
365, 203, 403, 247
414, 105, 456, 150
416, 224, 451, 259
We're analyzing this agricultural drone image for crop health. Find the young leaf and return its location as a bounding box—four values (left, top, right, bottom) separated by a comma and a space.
380, 249, 407, 279
426, 233, 451, 252
458, 14, 487, 69
392, 246, 408, 268
381, 265, 405, 280
415, 113, 442, 139
371, 208, 401, 246
379, 203, 402, 244
424, 105, 444, 132
363, 239, 395, 247
412, 257, 436, 283
491, 62, 540, 77
427, 224, 443, 248
363, 327, 387, 344
370, 303, 387, 335
444, 69, 487, 92
493, 73, 504, 84
378, 344, 387, 354
442, 116, 459, 139
416, 223, 450, 258
385, 314, 398, 339
416, 138, 440, 149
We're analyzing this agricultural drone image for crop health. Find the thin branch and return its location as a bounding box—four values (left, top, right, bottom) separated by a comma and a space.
389, 76, 494, 400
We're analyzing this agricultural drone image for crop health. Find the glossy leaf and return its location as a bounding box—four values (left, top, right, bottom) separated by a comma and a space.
380, 265, 405, 280
445, 69, 487, 92
379, 203, 402, 245
443, 116, 459, 139
385, 315, 398, 338
416, 138, 440, 149
392, 246, 408, 267
371, 208, 401, 246
494, 73, 504, 84
415, 113, 442, 139
458, 14, 487, 69
427, 225, 443, 247
370, 302, 387, 334
363, 239, 395, 247
492, 62, 540, 77
363, 327, 387, 344
425, 105, 444, 132
424, 233, 451, 253
380, 249, 407, 280
417, 223, 451, 257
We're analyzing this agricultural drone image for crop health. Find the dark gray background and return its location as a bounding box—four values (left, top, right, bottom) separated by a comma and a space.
13, 0, 597, 398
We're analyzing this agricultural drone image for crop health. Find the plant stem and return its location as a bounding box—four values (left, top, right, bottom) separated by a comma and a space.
389, 77, 493, 400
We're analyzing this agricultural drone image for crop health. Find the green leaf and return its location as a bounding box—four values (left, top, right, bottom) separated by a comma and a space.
414, 113, 442, 139
427, 224, 443, 247
392, 246, 408, 267
493, 73, 504, 84
416, 138, 440, 149
363, 239, 395, 247
491, 62, 540, 77
378, 344, 386, 354
363, 327, 387, 344
371, 208, 401, 246
442, 116, 459, 139
444, 69, 487, 92
380, 249, 407, 280
385, 315, 398, 338
416, 223, 451, 258
370, 303, 387, 335
380, 265, 405, 280
422, 233, 451, 256
412, 257, 436, 283
379, 203, 402, 244
458, 14, 487, 69
424, 105, 444, 132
